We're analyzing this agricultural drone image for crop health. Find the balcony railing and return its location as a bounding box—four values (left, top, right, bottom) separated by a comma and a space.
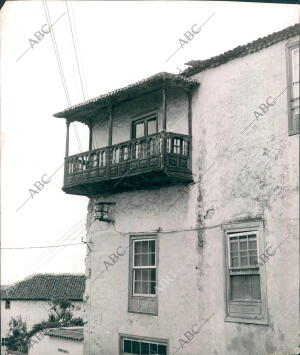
63, 131, 192, 195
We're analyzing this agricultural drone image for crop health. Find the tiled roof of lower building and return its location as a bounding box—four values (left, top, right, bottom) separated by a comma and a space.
0, 274, 85, 301
46, 327, 84, 341
183, 23, 300, 76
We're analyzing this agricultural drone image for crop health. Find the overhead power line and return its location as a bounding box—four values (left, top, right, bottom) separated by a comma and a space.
42, 0, 82, 152
1, 242, 84, 250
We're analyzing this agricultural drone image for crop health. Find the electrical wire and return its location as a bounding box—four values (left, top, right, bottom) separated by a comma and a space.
42, 0, 82, 152
1, 242, 83, 250
10, 218, 86, 284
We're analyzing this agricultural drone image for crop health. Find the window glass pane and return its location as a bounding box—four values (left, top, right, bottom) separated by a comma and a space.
150, 253, 155, 266
150, 344, 158, 354
149, 240, 155, 252
135, 281, 142, 294
135, 122, 144, 138
135, 241, 142, 253
150, 269, 156, 281
248, 240, 257, 250
140, 253, 148, 266
142, 282, 148, 294
158, 345, 167, 355
230, 252, 239, 267
230, 275, 261, 300
142, 269, 150, 281
124, 340, 132, 353
250, 255, 258, 265
240, 241, 247, 250
141, 342, 150, 355
240, 251, 248, 266
141, 241, 149, 253
230, 241, 238, 252
231, 256, 239, 267
132, 341, 140, 354
150, 282, 156, 294
147, 119, 157, 135
250, 274, 261, 299
134, 254, 142, 266
135, 269, 142, 281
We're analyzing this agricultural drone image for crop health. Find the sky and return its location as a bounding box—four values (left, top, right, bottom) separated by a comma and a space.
0, 0, 299, 285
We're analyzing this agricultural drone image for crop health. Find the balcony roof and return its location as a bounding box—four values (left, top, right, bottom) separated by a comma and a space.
53, 72, 199, 120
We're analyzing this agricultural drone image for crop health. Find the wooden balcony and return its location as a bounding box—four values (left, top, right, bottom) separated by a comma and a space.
63, 132, 192, 196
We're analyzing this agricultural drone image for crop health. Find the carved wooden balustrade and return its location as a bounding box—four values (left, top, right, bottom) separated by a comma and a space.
63, 131, 192, 195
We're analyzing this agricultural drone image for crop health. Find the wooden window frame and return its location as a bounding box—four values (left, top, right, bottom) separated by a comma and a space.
119, 333, 168, 355
286, 39, 300, 136
132, 239, 156, 297
222, 221, 268, 325
128, 234, 158, 316
131, 114, 158, 139
5, 300, 10, 309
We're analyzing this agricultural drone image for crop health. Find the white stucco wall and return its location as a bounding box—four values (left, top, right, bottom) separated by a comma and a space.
83, 35, 299, 355
1, 300, 83, 338
91, 87, 189, 150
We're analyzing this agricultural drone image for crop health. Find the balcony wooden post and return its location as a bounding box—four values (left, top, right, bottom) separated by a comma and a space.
162, 87, 167, 131
88, 122, 93, 151
107, 105, 113, 173
108, 105, 113, 147
65, 120, 70, 157
187, 91, 192, 136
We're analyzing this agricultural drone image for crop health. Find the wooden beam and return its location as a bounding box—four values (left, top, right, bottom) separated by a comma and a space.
162, 87, 167, 131
88, 122, 93, 151
65, 120, 70, 157
108, 105, 113, 147
187, 91, 192, 136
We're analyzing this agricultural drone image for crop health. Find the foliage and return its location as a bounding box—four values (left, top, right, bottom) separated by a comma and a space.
6, 300, 83, 352
6, 315, 28, 352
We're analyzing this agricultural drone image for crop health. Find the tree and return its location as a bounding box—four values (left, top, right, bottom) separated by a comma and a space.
27, 299, 83, 339
6, 300, 83, 352
6, 315, 28, 352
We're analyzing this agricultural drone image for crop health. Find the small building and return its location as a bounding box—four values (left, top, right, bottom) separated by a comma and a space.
0, 274, 85, 349
28, 327, 83, 355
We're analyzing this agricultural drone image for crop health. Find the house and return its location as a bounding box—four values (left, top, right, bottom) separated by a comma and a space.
28, 326, 83, 355
1, 274, 85, 352
53, 23, 299, 355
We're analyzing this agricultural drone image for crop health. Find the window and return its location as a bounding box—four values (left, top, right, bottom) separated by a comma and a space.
222, 221, 268, 325
128, 236, 158, 315
287, 39, 299, 135
5, 300, 10, 309
1, 338, 8, 346
120, 334, 168, 355
132, 116, 157, 139
133, 240, 156, 296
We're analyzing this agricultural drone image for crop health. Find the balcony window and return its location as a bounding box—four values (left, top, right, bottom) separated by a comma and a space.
132, 116, 157, 139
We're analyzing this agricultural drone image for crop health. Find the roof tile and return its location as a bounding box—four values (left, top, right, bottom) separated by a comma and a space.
183, 23, 300, 76
0, 274, 85, 301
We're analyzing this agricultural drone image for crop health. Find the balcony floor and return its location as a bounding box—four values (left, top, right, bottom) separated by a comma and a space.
63, 169, 193, 196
